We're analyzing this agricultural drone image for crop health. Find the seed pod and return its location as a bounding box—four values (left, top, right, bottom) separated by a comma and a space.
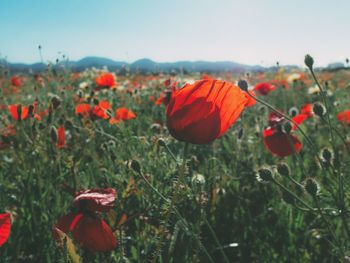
288, 107, 299, 117
51, 96, 61, 110
320, 147, 333, 162
313, 102, 326, 117
256, 167, 274, 183
157, 138, 166, 147
304, 178, 319, 197
276, 162, 291, 177
128, 160, 141, 173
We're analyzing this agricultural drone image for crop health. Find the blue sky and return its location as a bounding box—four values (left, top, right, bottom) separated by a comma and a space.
0, 0, 349, 66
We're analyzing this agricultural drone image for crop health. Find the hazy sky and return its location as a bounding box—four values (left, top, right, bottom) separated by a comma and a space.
1, 0, 349, 66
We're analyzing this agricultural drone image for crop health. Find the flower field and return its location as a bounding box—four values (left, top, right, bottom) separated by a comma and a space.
1, 56, 350, 262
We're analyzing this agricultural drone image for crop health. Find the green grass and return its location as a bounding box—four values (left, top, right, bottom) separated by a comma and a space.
0, 67, 349, 262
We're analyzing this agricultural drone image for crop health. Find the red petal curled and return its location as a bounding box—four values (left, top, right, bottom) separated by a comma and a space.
0, 213, 11, 247
74, 188, 117, 212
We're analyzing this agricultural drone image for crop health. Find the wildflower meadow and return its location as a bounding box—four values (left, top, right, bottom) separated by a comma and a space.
0, 53, 350, 262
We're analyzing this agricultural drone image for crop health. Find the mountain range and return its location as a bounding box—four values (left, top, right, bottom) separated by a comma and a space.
0, 56, 345, 73
1, 57, 269, 73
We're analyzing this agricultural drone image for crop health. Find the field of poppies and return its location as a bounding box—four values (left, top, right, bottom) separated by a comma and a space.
0, 56, 350, 262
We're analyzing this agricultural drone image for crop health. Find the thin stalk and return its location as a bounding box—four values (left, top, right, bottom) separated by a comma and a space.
271, 177, 314, 211
204, 217, 230, 263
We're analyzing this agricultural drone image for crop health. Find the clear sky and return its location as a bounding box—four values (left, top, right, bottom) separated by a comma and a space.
0, 0, 349, 67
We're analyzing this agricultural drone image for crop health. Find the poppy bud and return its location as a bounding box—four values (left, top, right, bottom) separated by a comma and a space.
304, 54, 314, 70
157, 138, 166, 147
128, 160, 141, 173
51, 96, 61, 110
93, 98, 99, 105
282, 121, 293, 134
304, 178, 319, 197
288, 107, 299, 117
256, 167, 274, 183
276, 162, 291, 177
50, 126, 58, 143
320, 147, 333, 162
313, 102, 326, 117
238, 80, 248, 92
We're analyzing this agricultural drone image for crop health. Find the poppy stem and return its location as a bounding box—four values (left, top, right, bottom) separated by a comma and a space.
313, 196, 341, 251
271, 177, 314, 211
320, 116, 350, 153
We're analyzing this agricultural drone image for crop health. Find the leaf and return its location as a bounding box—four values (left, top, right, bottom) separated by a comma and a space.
54, 227, 81, 263
117, 213, 128, 227
122, 177, 135, 198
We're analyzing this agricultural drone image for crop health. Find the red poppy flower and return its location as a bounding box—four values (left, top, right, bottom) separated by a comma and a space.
263, 112, 302, 157
300, 103, 314, 117
8, 104, 29, 121
291, 103, 314, 130
54, 188, 118, 252
263, 128, 302, 157
54, 212, 117, 252
74, 188, 117, 212
95, 73, 116, 88
109, 108, 136, 124
75, 104, 91, 117
0, 213, 11, 247
337, 110, 350, 125
91, 101, 111, 119
57, 126, 66, 148
166, 79, 255, 144
254, 82, 276, 95
11, 76, 22, 87
292, 114, 308, 128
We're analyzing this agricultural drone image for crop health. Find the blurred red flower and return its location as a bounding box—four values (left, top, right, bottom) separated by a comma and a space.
11, 76, 22, 87
263, 112, 302, 157
166, 79, 255, 144
0, 213, 11, 247
75, 103, 91, 117
8, 104, 29, 121
92, 101, 111, 119
337, 110, 350, 125
109, 108, 136, 124
56, 126, 66, 148
95, 73, 116, 88
263, 128, 302, 157
76, 101, 111, 120
254, 82, 276, 95
300, 103, 314, 117
291, 103, 314, 130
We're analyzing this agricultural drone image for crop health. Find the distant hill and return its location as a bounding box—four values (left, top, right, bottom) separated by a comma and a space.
1, 56, 286, 73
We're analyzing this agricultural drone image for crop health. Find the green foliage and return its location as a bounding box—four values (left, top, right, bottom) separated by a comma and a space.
0, 67, 350, 262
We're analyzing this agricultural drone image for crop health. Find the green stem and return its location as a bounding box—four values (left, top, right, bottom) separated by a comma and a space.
271, 177, 314, 211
